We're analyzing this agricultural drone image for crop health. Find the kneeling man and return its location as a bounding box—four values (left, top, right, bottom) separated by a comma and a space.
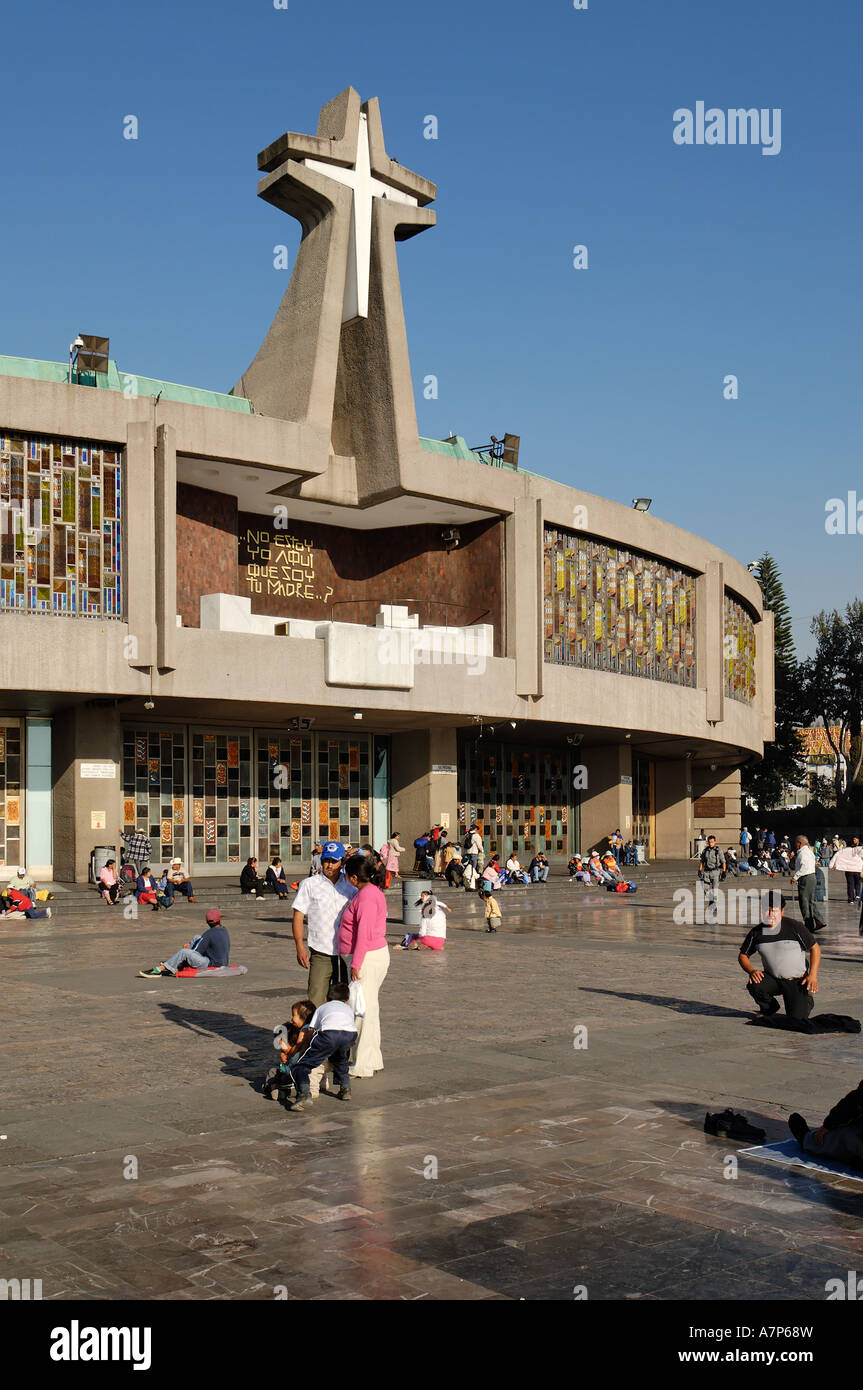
738, 892, 820, 1020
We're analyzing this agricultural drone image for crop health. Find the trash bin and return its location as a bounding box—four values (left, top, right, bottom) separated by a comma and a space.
402, 877, 432, 926
635, 841, 646, 864
90, 845, 117, 884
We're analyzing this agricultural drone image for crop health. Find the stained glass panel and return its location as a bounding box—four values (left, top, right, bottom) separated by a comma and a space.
0, 431, 123, 618
723, 593, 757, 704
543, 526, 697, 687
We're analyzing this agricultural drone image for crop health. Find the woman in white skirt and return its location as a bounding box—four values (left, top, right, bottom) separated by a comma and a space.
337, 852, 391, 1078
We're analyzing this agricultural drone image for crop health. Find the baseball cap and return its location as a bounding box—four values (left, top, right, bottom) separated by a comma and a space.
321, 840, 346, 861
205, 909, 221, 925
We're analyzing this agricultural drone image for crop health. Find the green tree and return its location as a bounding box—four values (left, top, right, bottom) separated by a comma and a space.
798, 600, 863, 806
741, 553, 804, 811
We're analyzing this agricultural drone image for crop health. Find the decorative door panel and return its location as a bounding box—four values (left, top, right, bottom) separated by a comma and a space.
458, 741, 571, 857
190, 730, 252, 866
256, 732, 314, 865
317, 737, 371, 849
122, 728, 186, 864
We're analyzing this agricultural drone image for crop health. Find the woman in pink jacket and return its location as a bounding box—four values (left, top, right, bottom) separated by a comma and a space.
383, 831, 405, 881
338, 853, 391, 1079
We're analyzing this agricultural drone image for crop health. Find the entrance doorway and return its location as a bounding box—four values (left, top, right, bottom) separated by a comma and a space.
122, 724, 373, 874
633, 757, 655, 858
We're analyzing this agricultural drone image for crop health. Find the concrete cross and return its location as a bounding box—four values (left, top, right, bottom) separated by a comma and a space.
302, 112, 419, 324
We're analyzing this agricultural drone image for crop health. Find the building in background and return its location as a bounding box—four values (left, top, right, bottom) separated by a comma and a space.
0, 88, 774, 879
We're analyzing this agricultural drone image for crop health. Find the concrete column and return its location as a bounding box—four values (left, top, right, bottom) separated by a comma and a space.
52, 706, 123, 882
580, 744, 632, 850
697, 560, 724, 724
155, 424, 177, 671
505, 495, 542, 698
757, 608, 775, 742
125, 420, 156, 669
654, 759, 692, 860
390, 728, 458, 842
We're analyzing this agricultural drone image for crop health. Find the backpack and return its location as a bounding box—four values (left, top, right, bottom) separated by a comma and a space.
463, 833, 473, 851
414, 837, 427, 850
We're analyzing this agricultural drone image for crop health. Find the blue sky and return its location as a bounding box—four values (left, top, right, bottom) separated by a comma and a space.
3, 0, 860, 656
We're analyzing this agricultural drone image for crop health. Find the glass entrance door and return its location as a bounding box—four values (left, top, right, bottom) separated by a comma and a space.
122, 726, 187, 865
457, 740, 572, 858
190, 730, 253, 867
0, 720, 23, 870
123, 725, 373, 873
633, 757, 655, 857
255, 731, 314, 867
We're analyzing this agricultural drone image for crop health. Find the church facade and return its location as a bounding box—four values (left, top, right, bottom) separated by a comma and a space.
0, 88, 773, 880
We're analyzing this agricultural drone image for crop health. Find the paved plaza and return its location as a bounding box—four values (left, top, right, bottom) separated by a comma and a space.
2, 865, 863, 1302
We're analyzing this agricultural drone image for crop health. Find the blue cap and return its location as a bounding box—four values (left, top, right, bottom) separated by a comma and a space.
321, 840, 346, 861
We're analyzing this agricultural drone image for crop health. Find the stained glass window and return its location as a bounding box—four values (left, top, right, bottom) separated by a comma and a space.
0, 431, 122, 618
723, 594, 757, 704
543, 527, 697, 687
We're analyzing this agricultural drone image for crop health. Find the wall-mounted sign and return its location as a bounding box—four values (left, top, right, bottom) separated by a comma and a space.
432, 764, 457, 776
621, 775, 633, 785
80, 762, 116, 779
90, 810, 106, 830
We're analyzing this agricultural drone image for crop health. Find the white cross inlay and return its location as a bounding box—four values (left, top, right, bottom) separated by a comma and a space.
303, 112, 419, 324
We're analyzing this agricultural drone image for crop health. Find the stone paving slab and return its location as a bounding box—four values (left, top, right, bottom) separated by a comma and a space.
1, 863, 862, 1300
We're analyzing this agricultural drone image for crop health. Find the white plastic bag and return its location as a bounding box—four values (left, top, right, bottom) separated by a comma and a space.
349, 980, 367, 1018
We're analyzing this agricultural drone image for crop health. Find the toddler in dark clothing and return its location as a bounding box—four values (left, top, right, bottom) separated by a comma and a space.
263, 999, 315, 1102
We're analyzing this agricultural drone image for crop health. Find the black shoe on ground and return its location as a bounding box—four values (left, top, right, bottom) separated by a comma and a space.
704, 1109, 766, 1142
788, 1112, 809, 1145
292, 1091, 312, 1110
337, 1087, 352, 1101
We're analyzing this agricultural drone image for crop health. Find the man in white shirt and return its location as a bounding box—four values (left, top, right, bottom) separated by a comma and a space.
791, 835, 819, 935
290, 840, 357, 1005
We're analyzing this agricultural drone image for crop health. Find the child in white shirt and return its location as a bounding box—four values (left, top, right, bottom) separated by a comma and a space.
394, 890, 451, 951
